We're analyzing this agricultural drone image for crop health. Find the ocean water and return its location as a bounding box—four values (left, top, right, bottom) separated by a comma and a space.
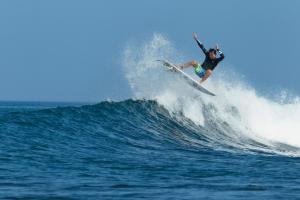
2, 34, 300, 199
1, 100, 300, 200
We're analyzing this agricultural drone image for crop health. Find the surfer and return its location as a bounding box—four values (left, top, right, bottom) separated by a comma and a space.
179, 33, 225, 83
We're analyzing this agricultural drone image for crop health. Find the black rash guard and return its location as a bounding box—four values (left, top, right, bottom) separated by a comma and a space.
196, 40, 225, 71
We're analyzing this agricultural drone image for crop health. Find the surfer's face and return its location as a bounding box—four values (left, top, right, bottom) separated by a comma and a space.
209, 52, 216, 59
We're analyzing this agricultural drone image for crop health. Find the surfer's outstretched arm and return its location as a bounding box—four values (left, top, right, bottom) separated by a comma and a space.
200, 69, 212, 84
216, 50, 225, 62
215, 44, 225, 62
193, 32, 208, 55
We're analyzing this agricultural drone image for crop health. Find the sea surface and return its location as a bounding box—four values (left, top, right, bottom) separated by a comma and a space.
1, 100, 300, 200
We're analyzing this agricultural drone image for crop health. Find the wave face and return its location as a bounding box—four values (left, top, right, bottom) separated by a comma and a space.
1, 100, 300, 199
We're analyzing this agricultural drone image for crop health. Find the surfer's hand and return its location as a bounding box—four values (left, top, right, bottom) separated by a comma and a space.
215, 43, 220, 51
193, 32, 198, 41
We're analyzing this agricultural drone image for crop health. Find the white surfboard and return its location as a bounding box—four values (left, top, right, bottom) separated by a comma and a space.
157, 59, 216, 96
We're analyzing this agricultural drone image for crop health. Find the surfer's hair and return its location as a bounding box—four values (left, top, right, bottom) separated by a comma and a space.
208, 48, 217, 55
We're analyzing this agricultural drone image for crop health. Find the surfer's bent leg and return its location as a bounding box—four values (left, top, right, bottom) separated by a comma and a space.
200, 69, 212, 83
179, 60, 198, 70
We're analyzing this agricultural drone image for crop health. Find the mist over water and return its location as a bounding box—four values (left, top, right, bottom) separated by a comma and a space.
123, 33, 300, 154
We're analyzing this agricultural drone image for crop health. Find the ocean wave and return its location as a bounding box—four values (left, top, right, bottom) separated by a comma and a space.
122, 33, 300, 156
1, 99, 299, 158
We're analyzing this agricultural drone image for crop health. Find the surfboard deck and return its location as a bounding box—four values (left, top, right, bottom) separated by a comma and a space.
157, 59, 216, 96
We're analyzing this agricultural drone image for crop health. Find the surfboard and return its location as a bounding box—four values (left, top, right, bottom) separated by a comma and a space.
157, 59, 216, 96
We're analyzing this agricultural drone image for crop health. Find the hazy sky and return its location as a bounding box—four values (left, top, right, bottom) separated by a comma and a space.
1, 0, 300, 102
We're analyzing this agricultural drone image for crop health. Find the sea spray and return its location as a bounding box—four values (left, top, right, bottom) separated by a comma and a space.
123, 33, 300, 150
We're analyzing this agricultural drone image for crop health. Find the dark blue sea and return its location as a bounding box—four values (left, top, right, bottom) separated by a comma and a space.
1, 100, 300, 199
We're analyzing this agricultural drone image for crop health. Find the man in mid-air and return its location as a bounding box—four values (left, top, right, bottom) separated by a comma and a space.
179, 33, 225, 83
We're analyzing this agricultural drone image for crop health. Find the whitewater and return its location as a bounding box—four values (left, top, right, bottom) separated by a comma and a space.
124, 33, 300, 155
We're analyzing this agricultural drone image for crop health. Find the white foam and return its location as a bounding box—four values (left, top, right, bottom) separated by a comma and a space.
123, 33, 300, 152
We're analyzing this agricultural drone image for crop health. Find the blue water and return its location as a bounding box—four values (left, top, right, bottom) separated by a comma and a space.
1, 100, 300, 199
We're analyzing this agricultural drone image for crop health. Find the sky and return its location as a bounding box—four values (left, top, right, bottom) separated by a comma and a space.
0, 0, 300, 102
